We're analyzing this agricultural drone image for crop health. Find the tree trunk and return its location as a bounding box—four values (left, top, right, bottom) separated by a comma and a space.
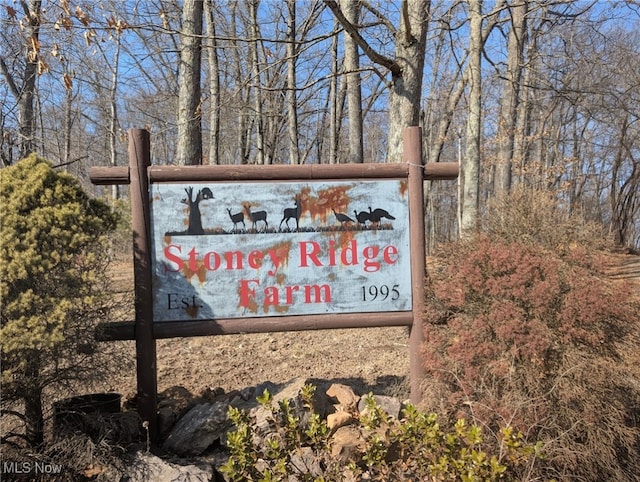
341, 0, 363, 163
24, 356, 44, 447
494, 1, 527, 198
329, 19, 346, 164
386, 0, 430, 163
63, 82, 73, 169
249, 0, 266, 165
286, 0, 300, 165
460, 0, 482, 237
230, 1, 249, 164
176, 0, 203, 166
204, 0, 221, 165
17, 0, 42, 159
109, 33, 121, 198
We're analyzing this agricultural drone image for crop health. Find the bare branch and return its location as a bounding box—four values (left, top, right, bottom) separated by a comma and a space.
359, 0, 396, 34
322, 0, 401, 77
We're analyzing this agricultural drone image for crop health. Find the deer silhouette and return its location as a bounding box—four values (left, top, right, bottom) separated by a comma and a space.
181, 187, 212, 235
227, 208, 245, 232
280, 196, 302, 231
243, 203, 269, 231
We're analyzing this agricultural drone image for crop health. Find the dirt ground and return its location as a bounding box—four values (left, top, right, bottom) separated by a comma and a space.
101, 326, 411, 403
99, 259, 412, 404
95, 250, 640, 405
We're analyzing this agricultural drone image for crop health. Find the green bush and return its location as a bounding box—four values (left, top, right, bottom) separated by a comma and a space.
220, 384, 542, 481
1, 155, 118, 447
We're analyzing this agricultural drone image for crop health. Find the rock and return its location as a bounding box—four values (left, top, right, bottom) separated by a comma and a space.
157, 406, 178, 439
358, 394, 402, 420
162, 401, 230, 456
327, 410, 354, 430
331, 425, 365, 459
289, 446, 323, 478
157, 386, 198, 439
326, 383, 359, 412
240, 385, 255, 400
251, 378, 328, 433
253, 381, 280, 400
127, 452, 214, 482
200, 386, 225, 402
158, 386, 195, 412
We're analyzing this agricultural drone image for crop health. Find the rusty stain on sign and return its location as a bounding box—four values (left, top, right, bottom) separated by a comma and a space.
150, 180, 411, 321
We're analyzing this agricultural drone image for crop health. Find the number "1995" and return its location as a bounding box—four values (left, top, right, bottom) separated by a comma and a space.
361, 284, 400, 301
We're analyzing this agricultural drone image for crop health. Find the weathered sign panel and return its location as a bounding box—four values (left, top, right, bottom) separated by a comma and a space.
150, 179, 411, 321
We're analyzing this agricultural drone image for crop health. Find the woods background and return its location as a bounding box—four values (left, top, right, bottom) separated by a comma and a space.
1, 0, 638, 249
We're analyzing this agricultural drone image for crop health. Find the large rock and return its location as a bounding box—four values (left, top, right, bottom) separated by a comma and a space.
162, 401, 229, 456
157, 386, 198, 439
327, 410, 354, 430
358, 394, 402, 420
289, 446, 324, 479
330, 426, 366, 459
326, 383, 359, 412
250, 377, 329, 433
127, 452, 215, 482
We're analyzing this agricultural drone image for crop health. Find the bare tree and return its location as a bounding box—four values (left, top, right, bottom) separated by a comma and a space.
328, 17, 345, 164
176, 0, 203, 165
204, 0, 221, 165
229, 1, 250, 164
248, 0, 266, 165
494, 0, 528, 197
459, 0, 483, 236
0, 0, 41, 162
324, 0, 430, 162
341, 0, 363, 163
286, 0, 300, 165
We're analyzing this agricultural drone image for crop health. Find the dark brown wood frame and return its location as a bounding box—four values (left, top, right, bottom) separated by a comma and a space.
90, 127, 457, 442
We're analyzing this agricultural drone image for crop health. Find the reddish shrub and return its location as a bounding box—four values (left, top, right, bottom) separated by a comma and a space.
422, 236, 640, 480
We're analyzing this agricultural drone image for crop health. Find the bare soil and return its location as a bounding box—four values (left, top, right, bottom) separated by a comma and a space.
100, 259, 412, 403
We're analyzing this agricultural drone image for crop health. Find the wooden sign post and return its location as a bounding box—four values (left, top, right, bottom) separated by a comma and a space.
91, 126, 457, 443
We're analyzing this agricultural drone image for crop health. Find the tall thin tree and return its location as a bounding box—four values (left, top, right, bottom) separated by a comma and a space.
341, 0, 363, 163
176, 0, 203, 165
494, 1, 528, 197
460, 0, 483, 236
286, 0, 300, 165
204, 0, 221, 165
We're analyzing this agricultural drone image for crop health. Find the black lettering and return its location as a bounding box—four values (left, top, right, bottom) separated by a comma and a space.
167, 293, 180, 309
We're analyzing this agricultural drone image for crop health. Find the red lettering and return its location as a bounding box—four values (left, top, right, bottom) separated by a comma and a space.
248, 250, 263, 269
285, 285, 300, 304
239, 279, 259, 308
264, 286, 279, 305
299, 241, 322, 267
363, 245, 381, 272
224, 250, 243, 269
304, 284, 331, 303
341, 240, 357, 266
328, 239, 337, 266
266, 249, 282, 276
383, 245, 399, 265
204, 251, 221, 270
164, 244, 183, 272
188, 247, 199, 272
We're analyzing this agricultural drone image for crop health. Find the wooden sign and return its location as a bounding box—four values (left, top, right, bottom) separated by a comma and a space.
151, 180, 411, 321
90, 127, 458, 441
